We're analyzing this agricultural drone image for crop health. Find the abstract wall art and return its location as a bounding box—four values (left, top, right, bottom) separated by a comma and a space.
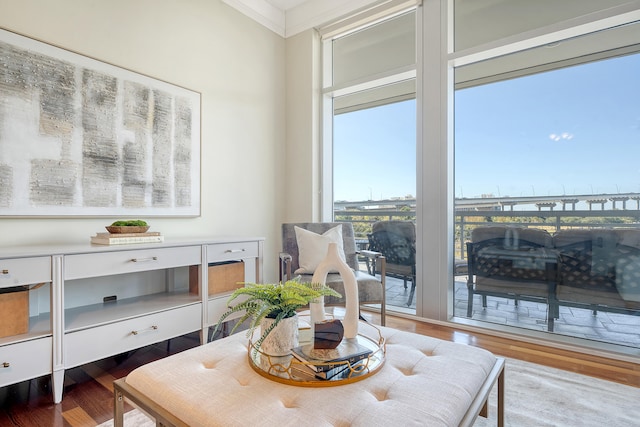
0, 28, 201, 217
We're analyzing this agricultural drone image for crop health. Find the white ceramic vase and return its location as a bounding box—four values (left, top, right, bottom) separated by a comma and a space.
258, 314, 299, 377
311, 242, 359, 339
259, 314, 299, 356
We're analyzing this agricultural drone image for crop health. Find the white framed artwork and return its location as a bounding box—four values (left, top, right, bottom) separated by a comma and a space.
0, 28, 201, 217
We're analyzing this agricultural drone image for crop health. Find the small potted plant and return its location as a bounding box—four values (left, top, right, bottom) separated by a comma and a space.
213, 279, 341, 356
106, 219, 150, 234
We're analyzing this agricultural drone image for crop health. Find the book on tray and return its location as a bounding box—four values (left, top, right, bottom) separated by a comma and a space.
90, 231, 163, 245
290, 360, 356, 380
291, 338, 373, 374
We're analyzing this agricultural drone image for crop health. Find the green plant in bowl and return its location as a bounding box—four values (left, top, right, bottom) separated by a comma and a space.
111, 220, 148, 226
106, 220, 150, 234
213, 279, 341, 350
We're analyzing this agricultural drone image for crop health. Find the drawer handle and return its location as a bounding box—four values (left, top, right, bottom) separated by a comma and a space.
2, 362, 9, 368
131, 325, 158, 335
130, 256, 158, 263
1, 269, 8, 275
225, 249, 246, 253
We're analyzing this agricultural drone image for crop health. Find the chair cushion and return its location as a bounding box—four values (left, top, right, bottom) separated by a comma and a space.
617, 254, 640, 302
473, 226, 553, 248
294, 225, 347, 274
295, 271, 384, 304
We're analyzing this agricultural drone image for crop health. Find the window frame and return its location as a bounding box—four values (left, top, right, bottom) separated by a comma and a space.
320, 0, 640, 355
437, 1, 640, 351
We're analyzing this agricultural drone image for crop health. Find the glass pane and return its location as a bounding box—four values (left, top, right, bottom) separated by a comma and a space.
453, 27, 640, 349
454, 0, 633, 51
333, 87, 417, 313
332, 11, 415, 86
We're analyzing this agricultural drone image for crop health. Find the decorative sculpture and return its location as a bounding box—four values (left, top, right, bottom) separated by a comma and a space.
310, 242, 359, 340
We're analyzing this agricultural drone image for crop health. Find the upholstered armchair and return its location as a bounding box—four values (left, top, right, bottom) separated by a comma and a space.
280, 222, 386, 325
367, 220, 416, 306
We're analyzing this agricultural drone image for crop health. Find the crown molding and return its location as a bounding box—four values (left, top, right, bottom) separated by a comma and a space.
223, 0, 382, 38
222, 0, 286, 37
285, 0, 381, 38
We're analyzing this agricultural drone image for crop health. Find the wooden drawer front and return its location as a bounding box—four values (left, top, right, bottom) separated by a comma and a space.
0, 338, 52, 387
207, 241, 258, 263
64, 304, 201, 368
0, 257, 51, 288
65, 246, 201, 280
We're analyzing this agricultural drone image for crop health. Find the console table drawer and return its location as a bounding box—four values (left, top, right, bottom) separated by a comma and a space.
207, 241, 259, 263
65, 246, 201, 279
0, 338, 52, 387
0, 257, 51, 287
65, 303, 201, 368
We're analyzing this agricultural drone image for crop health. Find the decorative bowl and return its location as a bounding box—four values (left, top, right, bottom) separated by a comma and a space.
105, 225, 150, 234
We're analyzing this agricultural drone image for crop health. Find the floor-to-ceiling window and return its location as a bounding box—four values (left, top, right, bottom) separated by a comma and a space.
322, 8, 418, 314
321, 0, 640, 355
333, 94, 417, 312
450, 0, 640, 352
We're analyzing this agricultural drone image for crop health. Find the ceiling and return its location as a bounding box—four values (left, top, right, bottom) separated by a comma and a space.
265, 0, 309, 10
222, 0, 381, 38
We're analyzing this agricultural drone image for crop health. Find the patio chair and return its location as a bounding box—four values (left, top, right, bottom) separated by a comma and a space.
367, 220, 417, 306
280, 222, 386, 325
466, 226, 558, 331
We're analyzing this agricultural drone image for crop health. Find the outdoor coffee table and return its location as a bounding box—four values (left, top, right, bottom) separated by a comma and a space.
114, 322, 504, 426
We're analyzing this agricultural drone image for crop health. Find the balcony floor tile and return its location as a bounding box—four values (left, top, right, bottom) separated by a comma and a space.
382, 275, 639, 349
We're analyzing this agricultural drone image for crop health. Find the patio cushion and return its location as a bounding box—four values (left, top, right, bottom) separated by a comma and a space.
472, 226, 553, 249
554, 229, 626, 293
616, 255, 640, 302
556, 283, 640, 309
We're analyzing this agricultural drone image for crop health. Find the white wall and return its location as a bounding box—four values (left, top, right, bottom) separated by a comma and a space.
0, 0, 286, 282
283, 29, 322, 222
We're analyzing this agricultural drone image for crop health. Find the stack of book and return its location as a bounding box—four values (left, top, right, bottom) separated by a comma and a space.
290, 339, 373, 380
90, 231, 164, 245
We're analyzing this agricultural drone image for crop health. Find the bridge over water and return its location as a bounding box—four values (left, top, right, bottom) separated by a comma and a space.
335, 192, 640, 212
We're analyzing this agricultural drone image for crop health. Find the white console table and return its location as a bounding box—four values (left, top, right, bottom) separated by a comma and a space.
0, 237, 264, 403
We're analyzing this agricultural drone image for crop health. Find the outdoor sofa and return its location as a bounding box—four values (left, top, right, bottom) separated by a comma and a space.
466, 226, 640, 331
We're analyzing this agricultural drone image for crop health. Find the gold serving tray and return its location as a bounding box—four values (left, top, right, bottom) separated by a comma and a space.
247, 317, 385, 387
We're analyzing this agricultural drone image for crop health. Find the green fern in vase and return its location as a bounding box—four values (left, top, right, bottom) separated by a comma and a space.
213, 279, 341, 350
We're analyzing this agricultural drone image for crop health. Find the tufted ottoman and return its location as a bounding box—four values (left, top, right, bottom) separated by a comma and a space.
114, 323, 504, 426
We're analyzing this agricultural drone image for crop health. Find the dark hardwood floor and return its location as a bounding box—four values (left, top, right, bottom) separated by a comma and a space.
1, 314, 638, 426
0, 333, 201, 427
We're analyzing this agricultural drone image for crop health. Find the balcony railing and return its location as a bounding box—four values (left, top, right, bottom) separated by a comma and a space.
335, 196, 640, 349
334, 195, 640, 261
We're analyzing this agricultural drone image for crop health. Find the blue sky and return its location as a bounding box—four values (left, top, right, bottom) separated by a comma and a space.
333, 53, 640, 202
333, 100, 416, 201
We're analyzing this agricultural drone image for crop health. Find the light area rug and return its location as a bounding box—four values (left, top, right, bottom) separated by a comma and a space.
476, 358, 640, 427
98, 358, 640, 427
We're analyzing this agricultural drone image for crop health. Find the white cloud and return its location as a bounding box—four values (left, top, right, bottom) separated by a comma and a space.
549, 132, 574, 141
